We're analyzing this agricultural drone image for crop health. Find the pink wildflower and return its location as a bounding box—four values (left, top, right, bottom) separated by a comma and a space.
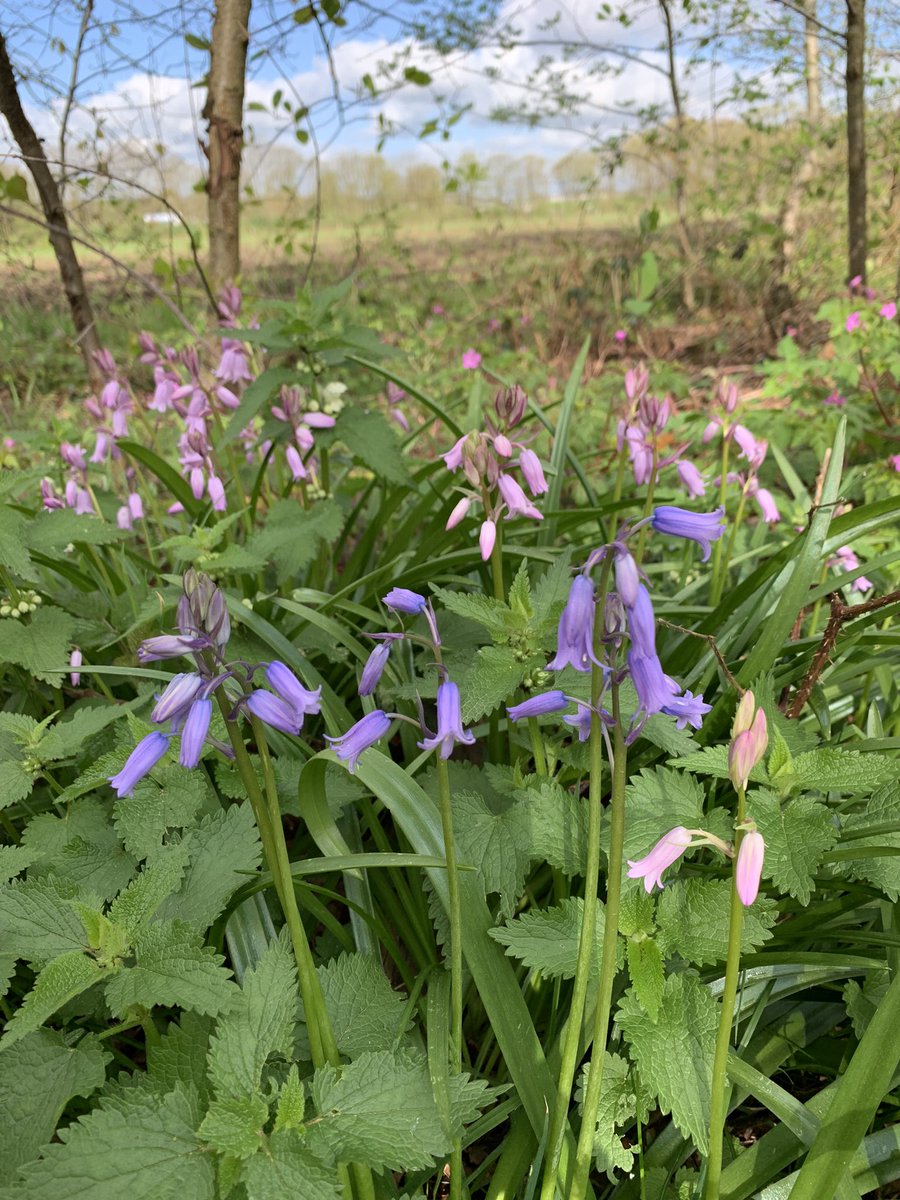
824, 391, 846, 407
881, 302, 897, 320
462, 349, 482, 370
846, 311, 861, 333
614, 329, 627, 343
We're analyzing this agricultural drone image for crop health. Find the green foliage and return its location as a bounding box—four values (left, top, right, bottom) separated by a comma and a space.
746, 789, 836, 904
655, 880, 776, 966
318, 951, 411, 1056
104, 920, 235, 1017
576, 1052, 649, 1179
0, 607, 74, 685
452, 788, 532, 917
490, 896, 613, 979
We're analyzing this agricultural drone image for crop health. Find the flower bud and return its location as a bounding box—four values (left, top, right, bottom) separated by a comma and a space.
494, 384, 528, 428
479, 519, 497, 561
729, 705, 767, 791
735, 829, 765, 905
445, 497, 472, 530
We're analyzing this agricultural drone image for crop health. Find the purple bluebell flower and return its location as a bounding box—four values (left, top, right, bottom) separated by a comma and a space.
151, 672, 204, 724
245, 690, 303, 735
359, 641, 392, 696
265, 662, 322, 717
179, 698, 212, 768
60, 442, 86, 471
208, 476, 226, 512
442, 436, 467, 472
614, 549, 640, 609
736, 830, 765, 905
650, 505, 725, 562
41, 479, 64, 510
628, 650, 678, 714
507, 691, 569, 721
109, 731, 170, 797
627, 827, 692, 892
138, 634, 205, 662
548, 574, 597, 673
327, 709, 392, 772
563, 706, 593, 741
419, 681, 475, 759
731, 424, 760, 461
661, 690, 711, 730
383, 588, 427, 614
626, 585, 657, 658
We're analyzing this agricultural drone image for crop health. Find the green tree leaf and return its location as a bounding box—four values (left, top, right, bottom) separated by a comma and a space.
656, 879, 775, 966
318, 952, 411, 1058
616, 973, 717, 1154
746, 789, 836, 905
104, 920, 235, 1018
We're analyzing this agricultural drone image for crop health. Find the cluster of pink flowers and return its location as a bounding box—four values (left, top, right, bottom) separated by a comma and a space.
617, 366, 712, 503
703, 378, 780, 524
442, 384, 549, 560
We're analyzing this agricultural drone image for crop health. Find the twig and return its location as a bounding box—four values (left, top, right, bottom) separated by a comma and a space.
656, 618, 742, 693
58, 0, 95, 202
787, 588, 900, 718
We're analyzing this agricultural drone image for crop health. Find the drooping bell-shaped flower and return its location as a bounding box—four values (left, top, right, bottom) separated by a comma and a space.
676, 459, 706, 498
69, 647, 82, 687
519, 449, 548, 496
627, 826, 693, 893
326, 709, 392, 772
661, 690, 711, 731
446, 497, 472, 530
548, 574, 597, 673
179, 698, 212, 768
138, 633, 205, 662
625, 585, 656, 658
359, 641, 393, 696
245, 690, 303, 736
650, 505, 725, 562
151, 672, 204, 724
614, 549, 640, 609
627, 650, 677, 715
735, 829, 765, 905
418, 680, 475, 759
383, 588, 427, 614
497, 473, 543, 521
108, 731, 170, 797
480, 519, 497, 560
507, 691, 570, 721
265, 661, 322, 718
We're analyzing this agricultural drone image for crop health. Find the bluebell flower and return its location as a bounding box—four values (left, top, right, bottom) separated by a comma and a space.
419, 681, 476, 759
614, 549, 640, 609
548, 574, 598, 673
661, 690, 711, 731
359, 641, 392, 696
109, 731, 170, 797
246, 690, 303, 735
507, 691, 570, 721
626, 585, 657, 658
628, 650, 678, 715
327, 710, 392, 772
265, 661, 322, 717
383, 588, 427, 614
150, 672, 204, 724
180, 698, 212, 767
137, 634, 205, 663
650, 506, 725, 562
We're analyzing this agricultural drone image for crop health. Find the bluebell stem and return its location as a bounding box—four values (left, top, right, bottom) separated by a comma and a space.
650, 505, 726, 561
419, 681, 475, 759
180, 698, 212, 768
265, 662, 322, 717
627, 650, 678, 715
327, 709, 392, 772
245, 690, 302, 736
548, 574, 598, 672
108, 731, 170, 797
359, 641, 393, 696
383, 587, 427, 614
625, 584, 657, 658
150, 672, 204, 724
507, 691, 569, 721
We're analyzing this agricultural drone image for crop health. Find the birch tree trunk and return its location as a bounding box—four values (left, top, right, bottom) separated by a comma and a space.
204, 0, 252, 291
0, 28, 102, 385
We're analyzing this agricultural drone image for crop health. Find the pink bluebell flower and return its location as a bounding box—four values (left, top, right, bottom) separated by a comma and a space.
735, 830, 765, 905
108, 732, 170, 797
752, 485, 780, 524
650, 505, 725, 561
208, 476, 226, 512
446, 497, 472, 529
419, 681, 475, 759
519, 449, 548, 496
548, 574, 597, 672
881, 302, 897, 320
480, 519, 497, 560
216, 338, 253, 384
627, 827, 693, 892
498, 473, 543, 521
327, 710, 392, 771
728, 702, 767, 791
69, 648, 82, 686
676, 460, 706, 498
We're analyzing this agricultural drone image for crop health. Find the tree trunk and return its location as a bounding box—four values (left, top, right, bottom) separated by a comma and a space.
204, 0, 252, 291
659, 0, 696, 312
776, 0, 823, 281
0, 28, 102, 385
804, 0, 821, 125
846, 0, 867, 283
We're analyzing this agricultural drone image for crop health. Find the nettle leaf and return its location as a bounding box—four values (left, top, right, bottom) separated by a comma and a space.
490, 896, 617, 980
0, 845, 37, 886
0, 1030, 108, 1182
458, 645, 541, 724
274, 1066, 306, 1132
843, 969, 890, 1038
308, 1049, 448, 1173
147, 1011, 213, 1101
38, 704, 134, 763
199, 1093, 269, 1159
48, 837, 135, 904
0, 951, 108, 1050
615, 767, 708, 865
0, 758, 34, 808
318, 952, 411, 1058
25, 510, 124, 554
517, 778, 588, 877
242, 1129, 341, 1200
208, 932, 298, 1099
431, 587, 512, 639
106, 843, 191, 941
0, 606, 75, 685
837, 781, 900, 899
335, 407, 410, 485
616, 973, 717, 1155
576, 1052, 649, 1180
23, 796, 119, 866
656, 880, 775, 967
250, 498, 344, 580
0, 876, 87, 964
156, 803, 261, 930
452, 789, 531, 917
746, 789, 836, 905
782, 748, 897, 796
114, 767, 208, 862
104, 919, 236, 1018
626, 936, 665, 1022
0, 506, 31, 575
15, 1083, 215, 1199
668, 745, 767, 787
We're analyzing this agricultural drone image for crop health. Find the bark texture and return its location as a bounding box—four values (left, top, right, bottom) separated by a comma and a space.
845, 0, 867, 283
0, 28, 102, 383
204, 0, 252, 291
659, 0, 696, 312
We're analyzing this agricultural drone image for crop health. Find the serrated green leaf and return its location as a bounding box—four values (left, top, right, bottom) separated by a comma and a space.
156, 803, 261, 930
146, 1011, 213, 1100
114, 768, 207, 861
22, 796, 121, 868
106, 844, 190, 940
431, 587, 512, 639
0, 1031, 109, 1181
617, 888, 655, 938
576, 1051, 647, 1179
0, 506, 31, 575
843, 969, 889, 1038
616, 973, 717, 1154
199, 1093, 269, 1159
274, 1065, 306, 1131
458, 645, 539, 723
627, 936, 665, 1022
517, 778, 588, 877
242, 1129, 341, 1200
249, 498, 344, 580
453, 789, 531, 918
335, 407, 410, 484
767, 727, 793, 779
0, 759, 35, 808
208, 932, 298, 1098
0, 606, 75, 684
837, 782, 900, 898
616, 767, 708, 865
0, 845, 37, 885
656, 879, 775, 966
0, 876, 87, 964
308, 1048, 448, 1172
667, 745, 767, 787
746, 789, 836, 905
51, 836, 135, 903
318, 952, 411, 1058
1, 951, 108, 1050
104, 919, 235, 1017
489, 896, 614, 979
15, 1083, 215, 1199
787, 748, 897, 795
508, 560, 533, 620
25, 510, 123, 553
38, 704, 133, 763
